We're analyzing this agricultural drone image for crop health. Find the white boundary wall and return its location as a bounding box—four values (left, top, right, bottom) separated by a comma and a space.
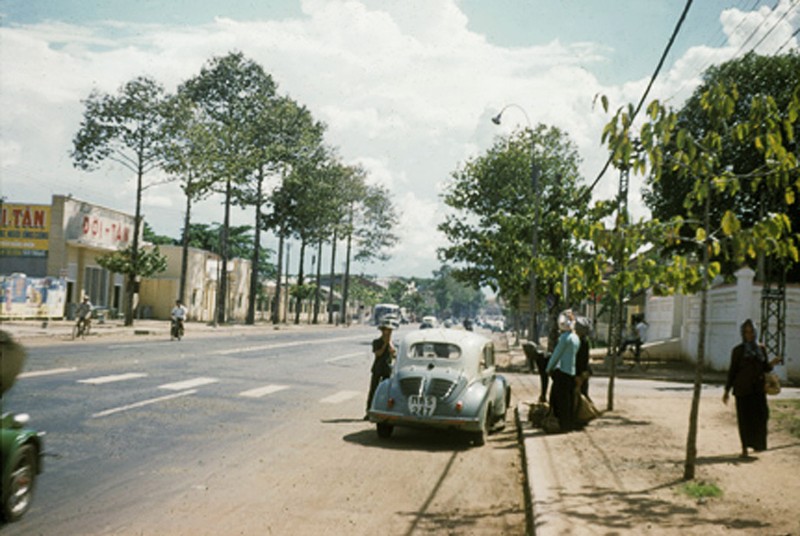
645, 268, 800, 382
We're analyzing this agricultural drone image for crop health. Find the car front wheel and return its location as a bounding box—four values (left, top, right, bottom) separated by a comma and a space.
3, 444, 37, 522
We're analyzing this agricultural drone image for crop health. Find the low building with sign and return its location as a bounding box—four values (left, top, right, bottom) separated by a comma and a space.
0, 195, 136, 319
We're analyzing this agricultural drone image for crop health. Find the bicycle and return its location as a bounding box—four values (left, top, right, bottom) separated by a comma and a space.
72, 318, 91, 340
620, 345, 651, 371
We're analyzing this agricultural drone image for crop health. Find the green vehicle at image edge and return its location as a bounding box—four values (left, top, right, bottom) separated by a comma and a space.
1, 332, 44, 523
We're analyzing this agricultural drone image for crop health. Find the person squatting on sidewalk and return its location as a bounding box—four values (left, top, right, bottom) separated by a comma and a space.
546, 310, 581, 432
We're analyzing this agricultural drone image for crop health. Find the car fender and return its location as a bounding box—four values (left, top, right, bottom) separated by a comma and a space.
491, 375, 510, 417
369, 377, 393, 412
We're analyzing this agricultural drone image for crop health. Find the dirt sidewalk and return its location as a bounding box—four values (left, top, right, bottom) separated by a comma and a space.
505, 345, 800, 536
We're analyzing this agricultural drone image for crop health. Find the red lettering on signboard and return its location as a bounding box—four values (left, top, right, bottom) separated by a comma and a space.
33, 210, 45, 228
83, 216, 90, 235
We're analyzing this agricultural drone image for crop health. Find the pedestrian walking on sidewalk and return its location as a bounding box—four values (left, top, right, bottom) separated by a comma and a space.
364, 318, 398, 419
722, 319, 782, 458
546, 310, 580, 432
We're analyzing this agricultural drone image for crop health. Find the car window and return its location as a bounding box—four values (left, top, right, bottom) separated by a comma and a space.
409, 342, 461, 359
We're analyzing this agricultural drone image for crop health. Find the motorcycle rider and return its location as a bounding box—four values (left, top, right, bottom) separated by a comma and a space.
170, 300, 188, 336
75, 296, 93, 334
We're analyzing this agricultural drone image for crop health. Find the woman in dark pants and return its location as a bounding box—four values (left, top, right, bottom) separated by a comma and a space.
545, 310, 580, 432
722, 319, 782, 458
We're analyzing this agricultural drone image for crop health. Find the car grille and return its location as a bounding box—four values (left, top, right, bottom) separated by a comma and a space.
428, 378, 456, 399
400, 377, 423, 396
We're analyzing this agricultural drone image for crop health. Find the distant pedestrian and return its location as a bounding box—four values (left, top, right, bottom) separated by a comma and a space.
723, 319, 782, 458
365, 317, 398, 419
546, 310, 580, 432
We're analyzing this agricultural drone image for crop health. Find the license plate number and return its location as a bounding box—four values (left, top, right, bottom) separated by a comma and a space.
408, 395, 436, 417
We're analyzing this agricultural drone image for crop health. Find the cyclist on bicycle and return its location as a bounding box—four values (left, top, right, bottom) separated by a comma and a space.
620, 314, 648, 364
75, 296, 93, 334
170, 300, 187, 336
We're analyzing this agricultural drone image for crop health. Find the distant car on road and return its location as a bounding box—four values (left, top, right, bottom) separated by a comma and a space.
419, 316, 437, 329
368, 328, 510, 446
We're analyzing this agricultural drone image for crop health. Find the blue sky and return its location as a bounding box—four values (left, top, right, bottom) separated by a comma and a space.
1, 0, 797, 278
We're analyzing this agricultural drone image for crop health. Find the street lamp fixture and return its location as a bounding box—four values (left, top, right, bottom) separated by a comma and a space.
492, 104, 540, 344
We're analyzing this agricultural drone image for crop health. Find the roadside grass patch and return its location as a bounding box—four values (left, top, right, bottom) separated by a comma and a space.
772, 399, 800, 439
680, 481, 722, 500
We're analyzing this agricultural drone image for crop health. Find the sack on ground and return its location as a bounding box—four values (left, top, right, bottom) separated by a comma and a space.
528, 402, 550, 428
764, 372, 781, 395
575, 393, 600, 423
542, 408, 560, 434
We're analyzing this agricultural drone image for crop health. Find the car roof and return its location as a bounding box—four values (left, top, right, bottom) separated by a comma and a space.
400, 328, 490, 357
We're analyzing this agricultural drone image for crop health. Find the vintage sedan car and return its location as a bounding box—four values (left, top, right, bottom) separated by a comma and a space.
0, 332, 44, 523
368, 328, 510, 445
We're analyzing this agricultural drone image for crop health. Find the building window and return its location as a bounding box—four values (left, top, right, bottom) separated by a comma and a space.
84, 266, 108, 306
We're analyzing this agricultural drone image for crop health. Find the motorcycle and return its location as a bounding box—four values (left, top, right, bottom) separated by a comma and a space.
170, 318, 184, 341
0, 331, 44, 523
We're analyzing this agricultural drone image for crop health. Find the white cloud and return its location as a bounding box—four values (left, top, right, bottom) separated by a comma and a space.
0, 0, 797, 277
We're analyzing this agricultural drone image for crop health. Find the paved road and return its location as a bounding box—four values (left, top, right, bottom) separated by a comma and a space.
3, 326, 525, 535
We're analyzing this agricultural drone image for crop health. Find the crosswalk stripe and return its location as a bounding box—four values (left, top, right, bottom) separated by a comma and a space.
78, 373, 148, 385
324, 352, 364, 363
18, 367, 78, 379
213, 335, 363, 355
239, 384, 290, 398
92, 389, 197, 418
320, 390, 361, 404
159, 377, 218, 391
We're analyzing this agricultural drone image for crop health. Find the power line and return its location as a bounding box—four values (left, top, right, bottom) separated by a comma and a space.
747, 0, 799, 52
587, 0, 694, 195
774, 25, 800, 54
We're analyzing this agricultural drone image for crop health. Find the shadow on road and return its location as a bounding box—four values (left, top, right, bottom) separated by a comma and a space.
342, 427, 473, 452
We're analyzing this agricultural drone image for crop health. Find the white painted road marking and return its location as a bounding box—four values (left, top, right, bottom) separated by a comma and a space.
214, 335, 364, 355
92, 389, 197, 418
159, 377, 219, 391
18, 367, 78, 379
78, 373, 149, 385
239, 384, 290, 398
324, 352, 364, 364
320, 390, 361, 404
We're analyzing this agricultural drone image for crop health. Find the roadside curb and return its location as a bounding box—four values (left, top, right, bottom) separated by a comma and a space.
514, 403, 535, 536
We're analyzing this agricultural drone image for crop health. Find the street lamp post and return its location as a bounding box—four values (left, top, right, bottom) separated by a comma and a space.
492, 105, 540, 343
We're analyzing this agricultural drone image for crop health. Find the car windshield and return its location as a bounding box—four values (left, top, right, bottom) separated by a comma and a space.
408, 342, 461, 360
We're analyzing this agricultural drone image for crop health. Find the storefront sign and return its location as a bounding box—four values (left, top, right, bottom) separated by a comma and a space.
0, 204, 50, 257
63, 199, 135, 251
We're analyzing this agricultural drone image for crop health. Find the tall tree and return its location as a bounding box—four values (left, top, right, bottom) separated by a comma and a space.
439, 125, 594, 346
72, 76, 172, 326
180, 52, 278, 323
160, 94, 216, 305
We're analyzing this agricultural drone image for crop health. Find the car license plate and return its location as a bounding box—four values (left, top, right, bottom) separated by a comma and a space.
408, 395, 436, 417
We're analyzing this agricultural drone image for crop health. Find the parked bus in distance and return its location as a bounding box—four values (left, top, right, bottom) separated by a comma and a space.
373, 303, 400, 325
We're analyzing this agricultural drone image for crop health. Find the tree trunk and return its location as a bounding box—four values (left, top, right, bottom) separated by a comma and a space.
313, 238, 323, 324
179, 182, 192, 306
124, 159, 145, 327
247, 168, 264, 325
284, 241, 291, 324
327, 229, 338, 325
341, 210, 353, 326
294, 239, 306, 325
217, 178, 231, 325
684, 186, 712, 481
273, 232, 284, 325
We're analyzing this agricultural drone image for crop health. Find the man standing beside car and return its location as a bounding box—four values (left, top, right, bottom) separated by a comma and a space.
365, 318, 397, 420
